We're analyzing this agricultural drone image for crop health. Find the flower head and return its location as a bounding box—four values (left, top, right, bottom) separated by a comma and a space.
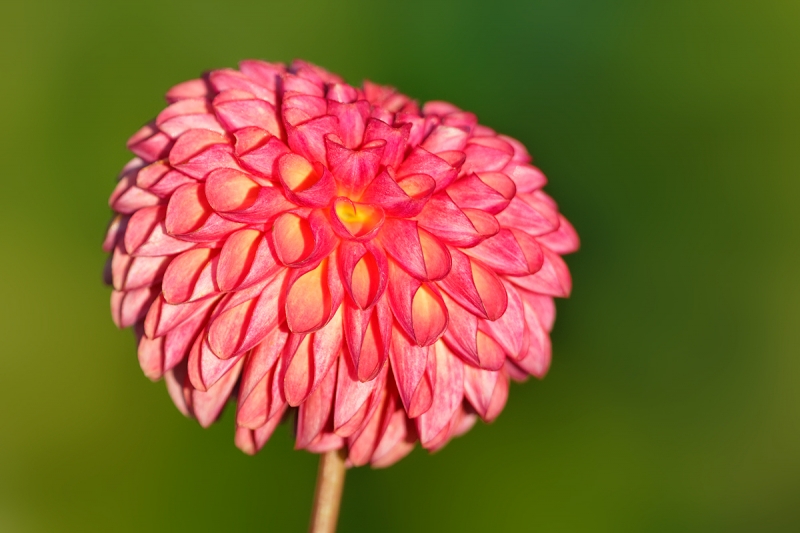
104, 59, 578, 467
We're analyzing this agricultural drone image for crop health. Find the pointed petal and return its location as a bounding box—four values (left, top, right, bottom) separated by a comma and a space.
360, 169, 434, 218
144, 293, 218, 339
338, 241, 388, 310
111, 287, 158, 328
463, 364, 500, 420
213, 92, 282, 137
217, 229, 281, 292
188, 334, 245, 391
508, 245, 572, 297
191, 357, 244, 428
537, 214, 580, 255
396, 147, 459, 192
446, 172, 515, 214
162, 248, 216, 304
276, 153, 336, 208
166, 78, 211, 103
327, 99, 370, 149
387, 262, 448, 346
503, 163, 547, 193
416, 192, 499, 247
417, 342, 464, 446
334, 352, 383, 437
295, 358, 338, 449
438, 249, 508, 321
389, 329, 430, 416
272, 210, 338, 268
377, 220, 451, 281
363, 119, 410, 169
284, 306, 343, 406
462, 136, 514, 174
235, 403, 287, 455
238, 135, 292, 179
286, 115, 340, 164
495, 194, 559, 237
325, 136, 385, 196
285, 257, 344, 334
477, 281, 527, 359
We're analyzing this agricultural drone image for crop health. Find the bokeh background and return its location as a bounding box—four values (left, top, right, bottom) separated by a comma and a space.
2, 0, 799, 531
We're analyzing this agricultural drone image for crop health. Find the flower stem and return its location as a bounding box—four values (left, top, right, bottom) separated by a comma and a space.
308, 449, 347, 533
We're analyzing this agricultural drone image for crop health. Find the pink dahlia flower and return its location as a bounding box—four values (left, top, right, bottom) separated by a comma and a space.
104, 59, 578, 468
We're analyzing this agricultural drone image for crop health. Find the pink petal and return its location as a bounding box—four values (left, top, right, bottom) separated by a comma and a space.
161, 248, 218, 304
207, 269, 288, 358
503, 163, 547, 193
377, 220, 451, 281
360, 169, 435, 218
387, 262, 448, 347
338, 241, 388, 310
343, 297, 392, 381
272, 210, 337, 268
109, 173, 162, 214
509, 245, 572, 297
496, 194, 559, 237
325, 137, 385, 197
213, 91, 282, 137
445, 172, 515, 215
463, 364, 500, 420
537, 214, 580, 255
417, 342, 464, 447
396, 147, 459, 192
144, 294, 218, 339
295, 358, 338, 449
334, 354, 385, 437
327, 99, 370, 149
166, 78, 211, 103
462, 136, 514, 174
110, 286, 158, 328
236, 328, 288, 429
438, 249, 508, 321
168, 129, 230, 167
238, 60, 285, 94
421, 124, 469, 153
235, 403, 287, 455
283, 93, 328, 126
286, 115, 340, 164
158, 114, 225, 139
238, 135, 292, 180
284, 306, 343, 406
208, 68, 277, 103
464, 228, 543, 277
276, 153, 336, 208
416, 192, 499, 247
477, 281, 527, 359
440, 292, 505, 371
217, 229, 281, 292
285, 257, 344, 334
363, 119, 411, 169
191, 357, 244, 428
127, 122, 172, 162
187, 334, 245, 392
389, 328, 433, 417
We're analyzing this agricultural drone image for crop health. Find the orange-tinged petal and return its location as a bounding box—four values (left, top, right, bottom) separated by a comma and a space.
162, 248, 216, 304
285, 257, 343, 334
417, 342, 464, 447
284, 306, 343, 406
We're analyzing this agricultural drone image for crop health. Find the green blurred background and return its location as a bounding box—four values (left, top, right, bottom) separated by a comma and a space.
2, 0, 798, 531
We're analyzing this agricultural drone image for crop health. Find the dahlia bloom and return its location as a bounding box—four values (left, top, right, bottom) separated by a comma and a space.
104, 59, 578, 468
